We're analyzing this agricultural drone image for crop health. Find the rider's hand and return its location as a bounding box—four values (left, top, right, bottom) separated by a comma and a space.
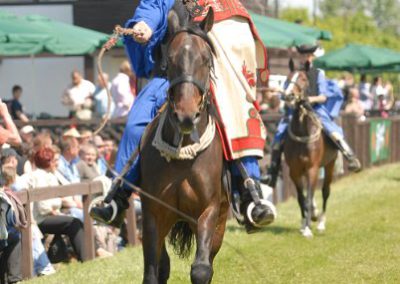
132, 21, 153, 44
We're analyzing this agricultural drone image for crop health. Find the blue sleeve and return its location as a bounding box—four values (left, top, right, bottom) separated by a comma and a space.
317, 70, 328, 96
123, 0, 175, 78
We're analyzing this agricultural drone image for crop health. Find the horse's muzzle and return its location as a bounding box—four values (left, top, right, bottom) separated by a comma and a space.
176, 112, 201, 134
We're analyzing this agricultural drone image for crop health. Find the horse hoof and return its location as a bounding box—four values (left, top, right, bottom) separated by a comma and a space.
311, 215, 318, 222
317, 222, 326, 232
191, 263, 213, 284
301, 227, 313, 238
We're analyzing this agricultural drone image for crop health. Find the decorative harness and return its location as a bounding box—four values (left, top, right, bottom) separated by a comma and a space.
153, 28, 216, 161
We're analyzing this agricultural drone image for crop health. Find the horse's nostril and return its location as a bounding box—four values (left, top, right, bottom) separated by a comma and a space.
195, 112, 201, 119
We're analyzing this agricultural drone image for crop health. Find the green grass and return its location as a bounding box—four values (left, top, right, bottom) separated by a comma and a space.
26, 164, 400, 284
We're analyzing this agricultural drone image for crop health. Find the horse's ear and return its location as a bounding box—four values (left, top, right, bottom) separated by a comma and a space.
199, 8, 214, 33
168, 10, 181, 36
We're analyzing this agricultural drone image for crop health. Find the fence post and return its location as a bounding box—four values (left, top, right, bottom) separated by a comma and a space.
82, 184, 95, 261
126, 196, 138, 246
21, 194, 33, 279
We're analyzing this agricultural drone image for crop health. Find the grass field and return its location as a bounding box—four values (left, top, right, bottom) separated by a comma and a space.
26, 164, 400, 284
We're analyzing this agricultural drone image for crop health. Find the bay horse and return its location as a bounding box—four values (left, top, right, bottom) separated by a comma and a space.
283, 70, 338, 238
139, 9, 229, 284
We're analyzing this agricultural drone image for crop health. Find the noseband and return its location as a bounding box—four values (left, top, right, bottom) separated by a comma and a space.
167, 28, 213, 111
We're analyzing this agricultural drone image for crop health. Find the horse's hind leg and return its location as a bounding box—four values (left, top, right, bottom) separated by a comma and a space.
318, 159, 335, 232
158, 244, 170, 284
191, 205, 220, 284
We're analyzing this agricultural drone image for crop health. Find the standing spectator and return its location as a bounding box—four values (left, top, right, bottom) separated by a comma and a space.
79, 130, 93, 145
9, 85, 29, 123
0, 99, 21, 148
111, 61, 134, 118
29, 147, 85, 262
93, 73, 115, 118
358, 74, 373, 112
58, 137, 80, 183
370, 76, 386, 110
62, 71, 95, 120
345, 88, 365, 120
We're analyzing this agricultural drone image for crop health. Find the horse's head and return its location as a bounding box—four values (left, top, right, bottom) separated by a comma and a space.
284, 59, 310, 105
166, 8, 215, 135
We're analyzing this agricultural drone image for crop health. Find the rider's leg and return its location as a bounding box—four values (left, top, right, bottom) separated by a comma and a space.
261, 119, 287, 187
319, 113, 362, 172
231, 156, 276, 234
90, 78, 168, 226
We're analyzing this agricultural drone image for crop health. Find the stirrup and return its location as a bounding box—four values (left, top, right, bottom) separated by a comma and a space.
89, 196, 118, 224
246, 199, 277, 228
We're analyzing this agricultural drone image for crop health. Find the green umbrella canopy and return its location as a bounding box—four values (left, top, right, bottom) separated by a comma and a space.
0, 11, 112, 56
249, 12, 332, 49
314, 43, 400, 72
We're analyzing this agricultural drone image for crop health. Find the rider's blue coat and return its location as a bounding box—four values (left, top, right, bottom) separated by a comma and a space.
273, 70, 344, 144
115, 0, 260, 186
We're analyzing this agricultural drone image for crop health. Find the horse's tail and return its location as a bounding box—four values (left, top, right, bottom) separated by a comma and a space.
168, 221, 194, 259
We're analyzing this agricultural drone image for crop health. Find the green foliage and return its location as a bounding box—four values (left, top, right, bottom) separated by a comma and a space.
27, 164, 400, 284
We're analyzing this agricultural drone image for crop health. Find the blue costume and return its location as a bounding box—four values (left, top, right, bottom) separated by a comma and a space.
115, 0, 261, 188
273, 69, 344, 145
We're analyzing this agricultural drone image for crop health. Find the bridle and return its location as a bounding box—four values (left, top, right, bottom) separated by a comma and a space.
166, 28, 214, 112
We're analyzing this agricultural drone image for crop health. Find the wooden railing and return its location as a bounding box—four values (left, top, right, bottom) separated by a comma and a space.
15, 181, 139, 279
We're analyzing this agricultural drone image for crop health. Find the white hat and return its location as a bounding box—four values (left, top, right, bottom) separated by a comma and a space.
20, 125, 35, 134
62, 128, 81, 138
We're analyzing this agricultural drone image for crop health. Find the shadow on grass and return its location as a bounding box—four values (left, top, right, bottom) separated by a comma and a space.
226, 224, 298, 235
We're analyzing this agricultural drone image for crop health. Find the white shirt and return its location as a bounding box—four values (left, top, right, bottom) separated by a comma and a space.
62, 79, 95, 111
111, 73, 134, 118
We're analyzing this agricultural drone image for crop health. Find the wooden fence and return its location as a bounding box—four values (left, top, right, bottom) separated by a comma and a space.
15, 181, 139, 279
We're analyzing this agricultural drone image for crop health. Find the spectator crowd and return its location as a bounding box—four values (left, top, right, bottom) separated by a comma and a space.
0, 92, 141, 283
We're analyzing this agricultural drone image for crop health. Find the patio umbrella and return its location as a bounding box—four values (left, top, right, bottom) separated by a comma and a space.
250, 12, 332, 49
314, 43, 400, 72
0, 11, 112, 56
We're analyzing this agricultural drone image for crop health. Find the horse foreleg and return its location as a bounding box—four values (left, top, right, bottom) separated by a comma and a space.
303, 167, 319, 238
210, 197, 229, 264
290, 171, 307, 232
318, 160, 335, 232
191, 205, 220, 284
142, 206, 173, 284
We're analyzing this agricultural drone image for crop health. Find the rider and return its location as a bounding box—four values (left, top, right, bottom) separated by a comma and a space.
263, 44, 362, 188
91, 0, 276, 233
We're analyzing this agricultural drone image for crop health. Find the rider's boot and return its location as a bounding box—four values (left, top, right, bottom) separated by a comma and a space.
239, 179, 276, 234
90, 186, 131, 228
334, 136, 362, 172
260, 145, 282, 188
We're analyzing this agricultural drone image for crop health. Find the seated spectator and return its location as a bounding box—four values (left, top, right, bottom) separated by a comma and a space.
1, 149, 28, 192
23, 132, 53, 174
111, 61, 134, 118
58, 137, 80, 183
51, 146, 83, 222
0, 99, 22, 148
79, 130, 93, 145
345, 88, 365, 120
19, 125, 35, 145
93, 73, 115, 118
76, 143, 100, 182
0, 182, 22, 284
61, 71, 95, 120
93, 136, 107, 176
2, 166, 55, 276
9, 85, 29, 123
62, 128, 81, 141
28, 147, 85, 262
